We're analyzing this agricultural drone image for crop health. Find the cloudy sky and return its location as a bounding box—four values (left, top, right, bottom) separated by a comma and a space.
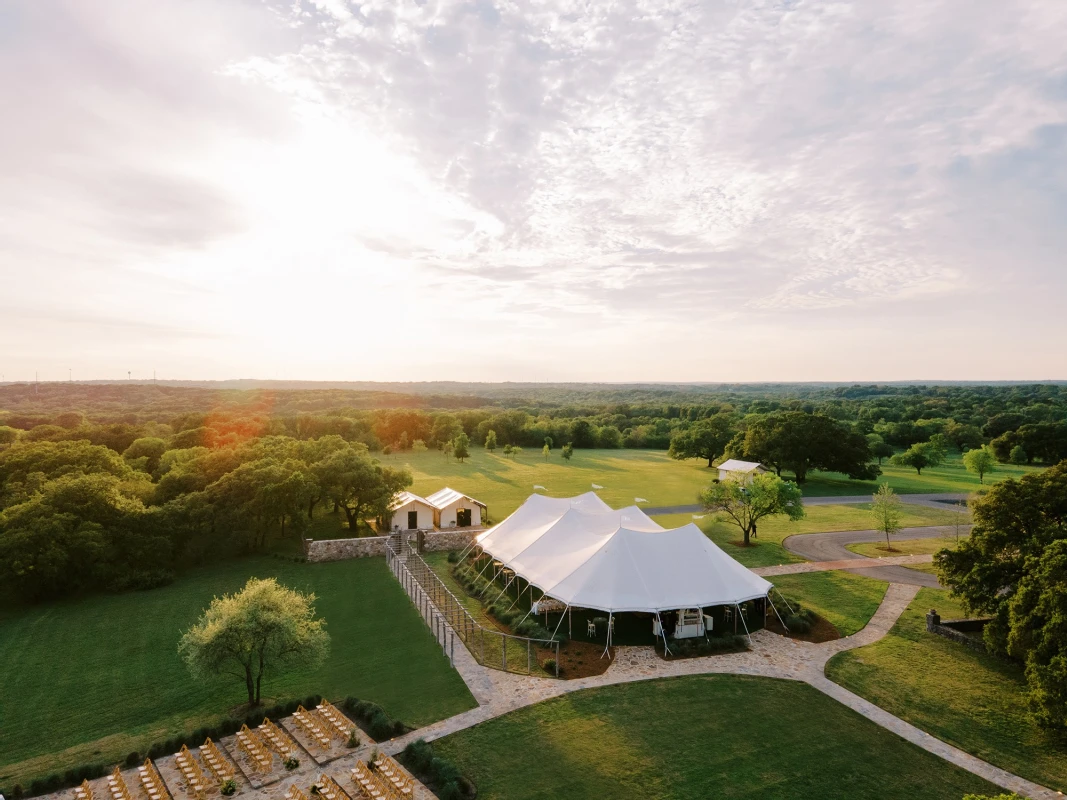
2, 0, 1066, 382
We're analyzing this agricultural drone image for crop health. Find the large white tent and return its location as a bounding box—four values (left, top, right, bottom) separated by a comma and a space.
474, 492, 772, 615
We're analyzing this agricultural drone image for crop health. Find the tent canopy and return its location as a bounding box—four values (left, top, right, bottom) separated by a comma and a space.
475, 493, 771, 614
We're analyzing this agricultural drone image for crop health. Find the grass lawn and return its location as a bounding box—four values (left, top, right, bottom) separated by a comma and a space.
771, 572, 888, 636
801, 452, 1037, 497
847, 535, 967, 559
826, 588, 1067, 791
432, 675, 998, 799
652, 503, 965, 568
0, 557, 475, 788
390, 448, 1037, 519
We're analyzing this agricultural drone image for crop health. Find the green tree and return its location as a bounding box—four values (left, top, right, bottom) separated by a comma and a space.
123, 437, 168, 477
502, 444, 513, 458
668, 413, 736, 467
178, 577, 329, 706
570, 419, 596, 448
936, 462, 1067, 657
870, 483, 903, 551
561, 443, 574, 461
484, 430, 497, 453
431, 414, 463, 448
891, 442, 944, 475
316, 446, 412, 532
963, 446, 996, 484
0, 425, 19, 447
542, 443, 550, 461
698, 472, 804, 546
412, 439, 427, 453
731, 411, 879, 483
1006, 539, 1067, 729
866, 434, 895, 465
453, 433, 470, 462
1010, 445, 1028, 465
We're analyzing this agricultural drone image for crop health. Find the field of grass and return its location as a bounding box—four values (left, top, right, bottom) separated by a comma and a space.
771, 572, 887, 636
652, 502, 966, 567
802, 452, 1037, 496
382, 448, 1034, 525
826, 588, 1067, 791
847, 535, 967, 559
0, 557, 475, 788
433, 675, 997, 799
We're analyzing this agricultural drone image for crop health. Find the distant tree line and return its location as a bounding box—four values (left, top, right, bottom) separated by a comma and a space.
2, 382, 1066, 602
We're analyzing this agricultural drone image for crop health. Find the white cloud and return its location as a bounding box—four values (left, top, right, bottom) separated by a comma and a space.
1, 0, 1066, 381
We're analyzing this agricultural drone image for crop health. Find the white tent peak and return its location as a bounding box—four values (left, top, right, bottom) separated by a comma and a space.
476, 493, 771, 614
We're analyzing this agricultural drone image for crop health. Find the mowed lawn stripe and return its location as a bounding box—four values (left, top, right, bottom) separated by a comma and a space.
433, 675, 999, 800
0, 556, 475, 786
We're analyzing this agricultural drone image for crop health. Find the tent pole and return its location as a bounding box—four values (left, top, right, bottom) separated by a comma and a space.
474, 556, 494, 581
656, 611, 672, 656
767, 594, 790, 633
568, 607, 572, 638
491, 573, 517, 605
601, 612, 613, 659
455, 541, 481, 566
773, 587, 796, 615
735, 602, 753, 646
550, 605, 570, 639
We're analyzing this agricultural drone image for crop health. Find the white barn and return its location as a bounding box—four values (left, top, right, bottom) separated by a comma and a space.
427, 487, 486, 528
388, 491, 436, 531
715, 459, 768, 483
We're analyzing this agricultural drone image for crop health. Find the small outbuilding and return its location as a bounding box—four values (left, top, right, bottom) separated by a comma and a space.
715, 459, 768, 483
388, 491, 436, 531
427, 487, 487, 528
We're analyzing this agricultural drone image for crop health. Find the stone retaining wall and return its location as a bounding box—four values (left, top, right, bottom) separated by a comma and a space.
305, 529, 479, 562
926, 610, 991, 654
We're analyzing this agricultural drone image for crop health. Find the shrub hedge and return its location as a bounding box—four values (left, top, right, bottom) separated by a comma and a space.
398, 739, 476, 800
665, 634, 748, 658
340, 696, 409, 741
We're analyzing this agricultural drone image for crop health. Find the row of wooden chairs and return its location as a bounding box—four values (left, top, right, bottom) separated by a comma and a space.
293, 706, 333, 752
371, 755, 413, 798
138, 759, 171, 800
236, 724, 273, 773
258, 717, 297, 757
175, 745, 209, 799
314, 774, 349, 800
316, 700, 356, 742
107, 767, 133, 800
284, 785, 310, 800
73, 779, 95, 800
200, 738, 235, 783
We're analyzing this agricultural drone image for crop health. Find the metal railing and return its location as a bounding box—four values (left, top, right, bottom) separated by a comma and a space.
386, 536, 560, 677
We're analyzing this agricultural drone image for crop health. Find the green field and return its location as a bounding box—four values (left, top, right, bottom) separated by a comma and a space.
801, 452, 1037, 497
652, 502, 965, 567
379, 448, 1032, 526
771, 572, 888, 636
847, 535, 966, 559
433, 675, 997, 799
0, 557, 475, 788
826, 588, 1067, 791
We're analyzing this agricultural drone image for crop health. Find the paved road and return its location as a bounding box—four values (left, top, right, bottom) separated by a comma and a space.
644, 492, 968, 516
782, 525, 970, 587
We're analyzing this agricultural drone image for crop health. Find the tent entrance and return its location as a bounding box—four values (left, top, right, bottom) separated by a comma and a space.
457, 508, 472, 527
407, 510, 418, 530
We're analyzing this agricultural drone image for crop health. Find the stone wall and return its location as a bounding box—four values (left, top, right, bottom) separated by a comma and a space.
926, 609, 991, 654
305, 529, 479, 562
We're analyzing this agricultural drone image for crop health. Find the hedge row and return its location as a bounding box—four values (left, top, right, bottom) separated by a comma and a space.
397, 739, 476, 800
339, 697, 409, 741
453, 563, 566, 644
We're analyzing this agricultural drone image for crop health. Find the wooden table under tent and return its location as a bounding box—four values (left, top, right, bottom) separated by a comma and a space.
456, 492, 780, 654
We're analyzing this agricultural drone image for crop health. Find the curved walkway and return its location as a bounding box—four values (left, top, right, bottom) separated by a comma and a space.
783, 524, 971, 587
380, 582, 1056, 800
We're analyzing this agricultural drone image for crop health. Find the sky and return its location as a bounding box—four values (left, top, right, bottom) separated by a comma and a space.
1, 0, 1066, 383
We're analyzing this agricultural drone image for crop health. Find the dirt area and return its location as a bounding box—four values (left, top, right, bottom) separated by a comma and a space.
537, 640, 616, 679
765, 613, 841, 643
